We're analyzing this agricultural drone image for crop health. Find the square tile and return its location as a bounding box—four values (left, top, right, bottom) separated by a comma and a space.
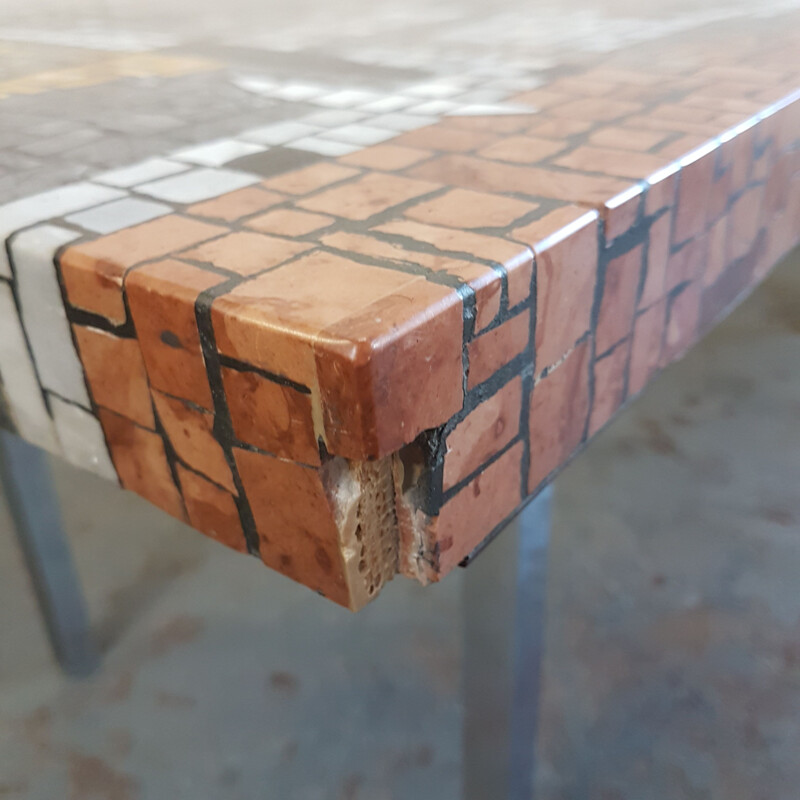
136, 168, 261, 204
369, 113, 439, 132
320, 124, 398, 147
172, 139, 266, 168
286, 137, 361, 157
239, 121, 323, 146
301, 109, 368, 127
94, 158, 189, 188
313, 89, 381, 108
66, 197, 171, 234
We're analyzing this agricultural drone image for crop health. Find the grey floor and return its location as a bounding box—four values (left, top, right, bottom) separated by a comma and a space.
1, 248, 800, 799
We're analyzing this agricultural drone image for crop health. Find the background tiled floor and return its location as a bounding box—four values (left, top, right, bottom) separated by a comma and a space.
1, 246, 798, 799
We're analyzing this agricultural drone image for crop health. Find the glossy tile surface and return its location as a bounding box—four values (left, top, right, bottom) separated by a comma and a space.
1, 9, 799, 608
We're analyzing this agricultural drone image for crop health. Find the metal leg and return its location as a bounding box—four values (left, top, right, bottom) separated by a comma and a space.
463, 486, 553, 800
0, 430, 98, 677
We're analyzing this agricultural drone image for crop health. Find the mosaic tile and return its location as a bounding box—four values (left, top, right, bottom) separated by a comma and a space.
2, 18, 799, 609
9, 224, 89, 407
136, 168, 261, 204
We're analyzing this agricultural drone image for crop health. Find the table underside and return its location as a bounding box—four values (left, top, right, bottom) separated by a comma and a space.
1, 10, 799, 609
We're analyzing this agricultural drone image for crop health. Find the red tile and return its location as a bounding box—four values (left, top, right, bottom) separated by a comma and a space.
529, 212, 598, 371
222, 367, 320, 466
434, 441, 524, 576
125, 259, 224, 410
405, 188, 535, 229
596, 245, 642, 355
467, 311, 530, 389
234, 448, 351, 606
628, 300, 666, 396
443, 377, 522, 491
672, 146, 717, 245
98, 408, 186, 521
73, 326, 154, 428
187, 186, 285, 222
589, 340, 630, 435
527, 338, 591, 492
640, 211, 671, 307
152, 390, 235, 493
177, 464, 247, 554
262, 162, 360, 195
662, 282, 702, 364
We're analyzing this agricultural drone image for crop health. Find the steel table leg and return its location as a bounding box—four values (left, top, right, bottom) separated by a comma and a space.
463, 486, 553, 800
0, 430, 98, 677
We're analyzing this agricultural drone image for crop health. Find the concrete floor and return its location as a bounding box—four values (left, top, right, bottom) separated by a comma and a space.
1, 248, 799, 798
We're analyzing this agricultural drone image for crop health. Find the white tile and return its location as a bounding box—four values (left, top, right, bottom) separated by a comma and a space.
301, 109, 368, 128
135, 168, 260, 204
446, 103, 538, 117
171, 139, 266, 167
369, 113, 438, 132
0, 183, 125, 277
269, 83, 325, 102
405, 81, 464, 99
286, 137, 361, 156
321, 124, 398, 147
239, 121, 323, 145
232, 75, 279, 95
66, 197, 171, 234
451, 88, 509, 104
49, 395, 118, 482
359, 95, 416, 113
94, 158, 189, 188
9, 224, 91, 408
313, 89, 381, 108
0, 281, 60, 454
406, 100, 460, 115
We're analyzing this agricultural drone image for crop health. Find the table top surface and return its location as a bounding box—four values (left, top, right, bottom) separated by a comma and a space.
1, 1, 799, 608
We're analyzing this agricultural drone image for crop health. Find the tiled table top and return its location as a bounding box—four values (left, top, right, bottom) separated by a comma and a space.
1, 7, 799, 609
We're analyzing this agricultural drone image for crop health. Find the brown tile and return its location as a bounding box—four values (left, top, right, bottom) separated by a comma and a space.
408, 154, 629, 206
180, 231, 312, 276
477, 135, 566, 165
662, 282, 702, 364
319, 229, 499, 330
596, 245, 643, 355
245, 208, 334, 236
645, 165, 679, 215
176, 464, 247, 554
530, 212, 598, 371
589, 126, 673, 152
727, 185, 765, 262
221, 366, 320, 466
554, 145, 669, 180
704, 215, 729, 288
526, 117, 594, 139
187, 186, 285, 222
152, 390, 235, 493
640, 211, 671, 307
339, 143, 433, 170
656, 133, 712, 161
212, 249, 415, 387
234, 448, 350, 606
672, 145, 717, 245
666, 235, 707, 293
371, 219, 533, 308
297, 173, 439, 221
528, 338, 591, 492
510, 205, 589, 246
98, 408, 186, 521
549, 97, 641, 122
316, 277, 464, 459
467, 310, 530, 389
441, 115, 535, 134
434, 441, 524, 577
443, 377, 522, 491
392, 125, 496, 153
73, 326, 154, 428
603, 185, 643, 241
404, 188, 535, 229
262, 162, 360, 195
589, 340, 630, 435
212, 250, 464, 458
547, 76, 621, 96
510, 88, 573, 109
628, 300, 666, 396
125, 259, 224, 410
59, 216, 224, 324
